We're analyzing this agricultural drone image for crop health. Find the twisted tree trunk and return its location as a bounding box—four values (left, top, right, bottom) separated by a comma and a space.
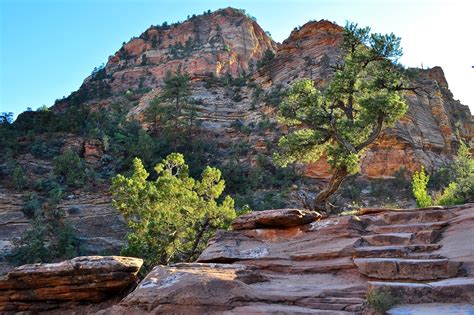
312, 167, 349, 214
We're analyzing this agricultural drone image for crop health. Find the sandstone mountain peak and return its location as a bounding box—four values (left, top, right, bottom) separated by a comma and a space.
286, 19, 343, 41
105, 7, 276, 81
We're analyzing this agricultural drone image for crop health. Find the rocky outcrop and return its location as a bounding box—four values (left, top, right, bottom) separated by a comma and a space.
0, 189, 29, 276
58, 192, 127, 255
99, 263, 267, 314
49, 9, 471, 181
257, 20, 472, 178
104, 205, 474, 314
231, 208, 321, 230
0, 187, 128, 275
0, 256, 143, 313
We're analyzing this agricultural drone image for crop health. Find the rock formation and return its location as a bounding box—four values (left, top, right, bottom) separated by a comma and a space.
101, 205, 474, 314
0, 256, 143, 313
49, 8, 471, 180
255, 20, 472, 178
1, 6, 472, 298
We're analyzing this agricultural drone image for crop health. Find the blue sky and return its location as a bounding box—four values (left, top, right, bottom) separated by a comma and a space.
1, 0, 473, 117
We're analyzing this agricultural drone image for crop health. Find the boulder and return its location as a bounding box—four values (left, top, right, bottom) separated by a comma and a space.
0, 256, 143, 312
231, 209, 321, 230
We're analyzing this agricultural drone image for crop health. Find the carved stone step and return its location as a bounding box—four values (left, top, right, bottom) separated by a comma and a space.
367, 221, 448, 234
377, 209, 455, 225
361, 233, 414, 246
294, 297, 365, 311
354, 244, 442, 258
353, 258, 460, 280
388, 303, 474, 315
228, 304, 360, 314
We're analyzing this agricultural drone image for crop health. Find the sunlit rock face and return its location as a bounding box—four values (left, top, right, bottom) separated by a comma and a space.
51, 9, 471, 180
101, 205, 474, 314
0, 256, 143, 312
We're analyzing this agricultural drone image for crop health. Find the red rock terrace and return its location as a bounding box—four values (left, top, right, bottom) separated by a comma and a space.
0, 206, 473, 313
100, 205, 473, 314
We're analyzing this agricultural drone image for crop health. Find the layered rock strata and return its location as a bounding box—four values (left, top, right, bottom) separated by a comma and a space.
103, 205, 474, 314
0, 256, 143, 313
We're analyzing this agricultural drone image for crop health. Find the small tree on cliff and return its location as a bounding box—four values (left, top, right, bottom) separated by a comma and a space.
145, 70, 196, 143
275, 23, 412, 213
111, 153, 236, 273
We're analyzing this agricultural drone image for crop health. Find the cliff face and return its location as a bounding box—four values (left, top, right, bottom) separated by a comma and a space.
55, 14, 472, 179
255, 20, 472, 178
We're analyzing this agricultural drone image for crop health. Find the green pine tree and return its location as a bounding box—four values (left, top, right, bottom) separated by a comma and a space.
275, 22, 411, 213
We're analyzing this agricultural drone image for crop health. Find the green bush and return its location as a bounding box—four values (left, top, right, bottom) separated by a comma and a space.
53, 150, 86, 188
13, 165, 28, 190
449, 141, 474, 202
256, 49, 275, 70
430, 141, 473, 205
435, 182, 464, 206
367, 287, 400, 314
21, 193, 42, 218
111, 153, 237, 273
34, 175, 65, 205
412, 166, 432, 207
30, 139, 62, 159
11, 209, 80, 265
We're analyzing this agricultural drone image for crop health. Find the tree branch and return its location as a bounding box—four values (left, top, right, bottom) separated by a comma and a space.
355, 113, 384, 151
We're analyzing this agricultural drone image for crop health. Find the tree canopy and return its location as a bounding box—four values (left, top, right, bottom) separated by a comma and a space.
111, 153, 237, 273
275, 22, 411, 212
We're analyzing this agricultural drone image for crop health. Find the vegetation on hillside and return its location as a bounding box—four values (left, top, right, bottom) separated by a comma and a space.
412, 141, 474, 207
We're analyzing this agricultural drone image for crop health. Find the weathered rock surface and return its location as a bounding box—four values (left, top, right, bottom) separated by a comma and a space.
0, 188, 28, 275
103, 205, 474, 314
0, 256, 143, 313
388, 303, 474, 315
48, 8, 471, 181
231, 208, 321, 230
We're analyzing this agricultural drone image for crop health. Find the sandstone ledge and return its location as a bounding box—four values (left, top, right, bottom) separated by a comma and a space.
0, 256, 143, 312
231, 208, 321, 230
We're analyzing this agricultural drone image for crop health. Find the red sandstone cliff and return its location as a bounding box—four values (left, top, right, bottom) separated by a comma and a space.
53, 13, 472, 179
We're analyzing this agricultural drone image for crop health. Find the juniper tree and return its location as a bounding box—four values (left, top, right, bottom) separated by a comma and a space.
275, 22, 412, 213
111, 153, 236, 273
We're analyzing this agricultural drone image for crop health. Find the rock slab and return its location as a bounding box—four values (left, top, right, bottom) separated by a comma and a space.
231, 208, 321, 230
103, 204, 474, 314
0, 256, 143, 312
